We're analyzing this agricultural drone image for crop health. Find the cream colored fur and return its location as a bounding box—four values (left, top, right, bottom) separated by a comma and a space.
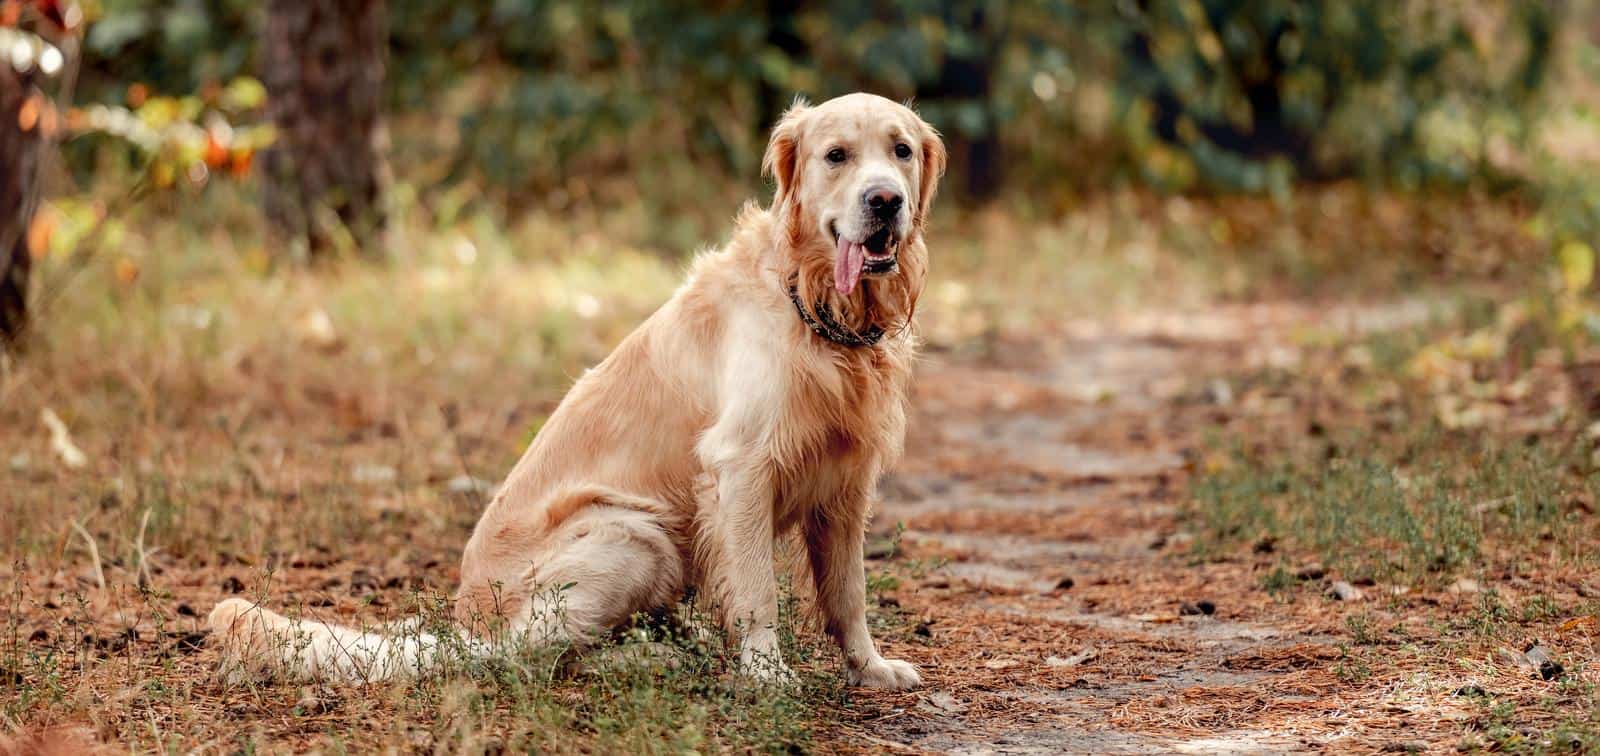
209, 93, 946, 690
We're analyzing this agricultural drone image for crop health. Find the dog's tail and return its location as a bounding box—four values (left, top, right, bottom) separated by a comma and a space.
208, 598, 486, 683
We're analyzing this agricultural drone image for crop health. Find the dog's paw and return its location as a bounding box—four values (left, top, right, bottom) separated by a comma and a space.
849, 657, 921, 690
738, 651, 799, 688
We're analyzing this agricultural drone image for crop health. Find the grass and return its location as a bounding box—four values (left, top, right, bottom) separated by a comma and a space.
8, 179, 1509, 563
0, 572, 839, 751
0, 172, 1580, 750
1188, 284, 1600, 587
1185, 304, 1600, 751
1193, 422, 1597, 584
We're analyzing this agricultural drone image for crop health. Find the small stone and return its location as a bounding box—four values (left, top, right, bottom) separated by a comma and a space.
1054, 577, 1075, 591
1329, 581, 1365, 601
1522, 644, 1564, 681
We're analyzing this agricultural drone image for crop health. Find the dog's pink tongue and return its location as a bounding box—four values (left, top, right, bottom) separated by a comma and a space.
834, 236, 865, 294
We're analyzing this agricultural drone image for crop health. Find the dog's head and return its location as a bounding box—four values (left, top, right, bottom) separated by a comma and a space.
764, 93, 946, 332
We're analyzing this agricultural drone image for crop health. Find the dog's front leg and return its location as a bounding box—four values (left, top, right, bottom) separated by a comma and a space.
698, 456, 793, 685
694, 327, 798, 685
805, 502, 922, 690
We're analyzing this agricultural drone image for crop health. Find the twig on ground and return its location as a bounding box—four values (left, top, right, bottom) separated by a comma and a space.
67, 518, 105, 591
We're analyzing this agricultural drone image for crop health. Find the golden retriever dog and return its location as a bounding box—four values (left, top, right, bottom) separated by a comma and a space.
209, 92, 946, 690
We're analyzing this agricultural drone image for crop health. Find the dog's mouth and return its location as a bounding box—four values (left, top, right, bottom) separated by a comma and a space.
829, 223, 899, 295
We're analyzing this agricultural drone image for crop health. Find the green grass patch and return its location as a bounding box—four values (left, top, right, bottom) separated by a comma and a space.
1189, 421, 1597, 585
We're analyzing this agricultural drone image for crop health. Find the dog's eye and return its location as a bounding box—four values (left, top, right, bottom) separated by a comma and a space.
894, 142, 913, 160
825, 147, 848, 165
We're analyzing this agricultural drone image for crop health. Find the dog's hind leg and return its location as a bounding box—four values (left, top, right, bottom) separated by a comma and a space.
508, 504, 685, 648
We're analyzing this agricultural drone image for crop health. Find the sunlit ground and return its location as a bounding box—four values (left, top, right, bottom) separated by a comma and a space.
2, 177, 1594, 750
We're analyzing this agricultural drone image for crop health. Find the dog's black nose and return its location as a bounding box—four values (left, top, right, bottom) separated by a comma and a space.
864, 186, 903, 221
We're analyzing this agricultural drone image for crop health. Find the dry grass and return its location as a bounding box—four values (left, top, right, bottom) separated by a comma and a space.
0, 179, 1586, 751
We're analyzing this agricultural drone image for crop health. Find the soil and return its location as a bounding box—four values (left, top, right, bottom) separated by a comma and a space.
4, 299, 1594, 753
830, 302, 1513, 754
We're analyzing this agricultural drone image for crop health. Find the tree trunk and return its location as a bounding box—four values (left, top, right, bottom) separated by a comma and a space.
261, 0, 388, 260
1, 37, 49, 352
919, 4, 1002, 201
757, 0, 808, 127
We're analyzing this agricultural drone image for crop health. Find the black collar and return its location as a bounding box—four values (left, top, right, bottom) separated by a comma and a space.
787, 283, 885, 348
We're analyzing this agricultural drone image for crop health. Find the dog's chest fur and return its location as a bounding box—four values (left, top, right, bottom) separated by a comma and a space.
765, 336, 914, 529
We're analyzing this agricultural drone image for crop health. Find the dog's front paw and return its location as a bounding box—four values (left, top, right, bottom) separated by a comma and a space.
737, 628, 798, 688
849, 656, 921, 690
738, 653, 799, 688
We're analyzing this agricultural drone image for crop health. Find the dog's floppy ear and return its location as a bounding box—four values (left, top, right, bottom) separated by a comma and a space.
914, 118, 947, 231
762, 97, 810, 207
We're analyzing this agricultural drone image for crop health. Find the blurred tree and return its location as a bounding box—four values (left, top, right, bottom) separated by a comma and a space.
916, 2, 1002, 199
78, 0, 256, 106
54, 0, 1572, 209
757, 0, 809, 127
1100, 0, 1555, 191
260, 0, 387, 260
1, 1, 76, 352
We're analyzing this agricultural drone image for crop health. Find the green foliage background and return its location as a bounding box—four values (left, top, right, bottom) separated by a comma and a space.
68, 0, 1566, 200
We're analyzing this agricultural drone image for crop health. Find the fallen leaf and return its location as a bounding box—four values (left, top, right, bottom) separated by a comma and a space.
1559, 240, 1595, 293
1558, 616, 1598, 635
1130, 614, 1180, 623
297, 308, 342, 351
1046, 647, 1098, 668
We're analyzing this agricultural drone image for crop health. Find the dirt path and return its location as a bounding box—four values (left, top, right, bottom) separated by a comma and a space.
844, 304, 1432, 754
